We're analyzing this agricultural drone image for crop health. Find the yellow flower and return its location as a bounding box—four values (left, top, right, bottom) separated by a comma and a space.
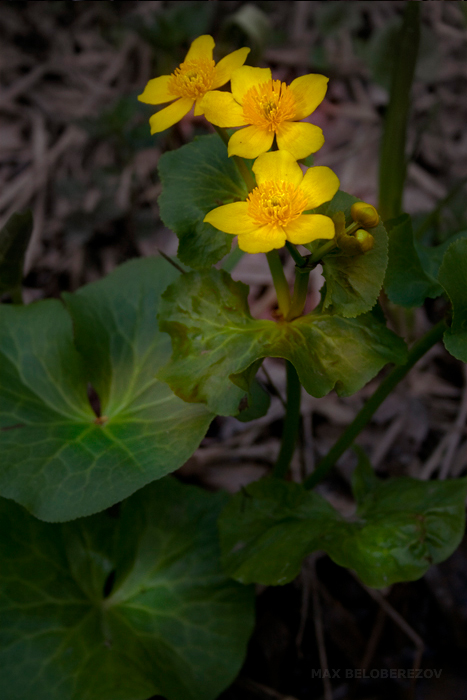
138, 35, 250, 135
201, 66, 328, 159
204, 151, 339, 253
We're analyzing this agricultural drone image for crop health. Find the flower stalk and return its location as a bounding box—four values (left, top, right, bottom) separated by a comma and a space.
272, 361, 302, 479
266, 250, 291, 317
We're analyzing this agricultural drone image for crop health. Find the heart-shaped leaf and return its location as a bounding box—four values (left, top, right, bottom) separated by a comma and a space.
158, 268, 407, 416
0, 477, 255, 700
0, 258, 212, 521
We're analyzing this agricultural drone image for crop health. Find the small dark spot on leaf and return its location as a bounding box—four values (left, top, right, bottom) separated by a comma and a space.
103, 569, 116, 598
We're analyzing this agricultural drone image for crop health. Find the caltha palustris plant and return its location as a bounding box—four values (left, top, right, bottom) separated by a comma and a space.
0, 29, 466, 700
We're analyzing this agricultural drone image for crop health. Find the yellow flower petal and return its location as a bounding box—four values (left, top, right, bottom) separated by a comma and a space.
185, 35, 215, 62
194, 98, 205, 117
276, 121, 324, 159
231, 66, 272, 104
252, 151, 304, 188
212, 47, 251, 89
299, 166, 340, 209
201, 91, 246, 127
237, 224, 286, 253
285, 214, 335, 245
228, 125, 274, 159
138, 75, 175, 105
289, 74, 328, 120
204, 202, 255, 235
149, 97, 194, 134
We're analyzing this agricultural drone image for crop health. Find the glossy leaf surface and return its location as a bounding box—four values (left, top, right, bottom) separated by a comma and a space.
0, 478, 255, 700
219, 460, 467, 588
0, 258, 212, 521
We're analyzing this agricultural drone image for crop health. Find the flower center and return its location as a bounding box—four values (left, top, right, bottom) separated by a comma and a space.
168, 59, 216, 99
242, 80, 296, 131
247, 180, 308, 228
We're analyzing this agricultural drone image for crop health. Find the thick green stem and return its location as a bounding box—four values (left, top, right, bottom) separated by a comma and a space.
285, 241, 306, 267
212, 125, 256, 192
378, 1, 420, 221
303, 319, 446, 490
286, 268, 311, 321
266, 250, 291, 317
272, 361, 302, 479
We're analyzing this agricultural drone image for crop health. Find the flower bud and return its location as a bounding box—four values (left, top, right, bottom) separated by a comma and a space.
354, 229, 375, 252
350, 202, 379, 228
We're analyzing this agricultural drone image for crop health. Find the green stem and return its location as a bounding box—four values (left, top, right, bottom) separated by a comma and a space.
378, 1, 420, 221
303, 319, 446, 490
212, 125, 256, 192
309, 238, 338, 264
272, 361, 302, 479
222, 242, 245, 273
285, 241, 307, 267
286, 267, 311, 321
266, 250, 291, 317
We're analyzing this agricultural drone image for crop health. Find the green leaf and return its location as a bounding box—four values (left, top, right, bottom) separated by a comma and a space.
0, 258, 212, 521
438, 237, 467, 362
158, 269, 407, 416
158, 134, 248, 270
219, 469, 467, 588
236, 376, 270, 423
384, 214, 441, 307
308, 191, 389, 318
415, 230, 467, 284
0, 477, 255, 700
0, 210, 33, 301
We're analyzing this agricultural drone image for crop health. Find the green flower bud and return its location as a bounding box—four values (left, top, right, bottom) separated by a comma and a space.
354, 229, 375, 252
350, 202, 379, 228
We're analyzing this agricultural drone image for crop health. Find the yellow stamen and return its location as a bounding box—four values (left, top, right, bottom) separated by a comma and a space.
247, 180, 308, 228
242, 80, 296, 132
168, 59, 215, 99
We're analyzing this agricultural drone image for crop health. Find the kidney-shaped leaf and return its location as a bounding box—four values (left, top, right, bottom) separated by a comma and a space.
219, 463, 467, 588
438, 237, 467, 362
158, 134, 248, 270
0, 258, 212, 521
157, 269, 407, 416
308, 191, 389, 318
0, 477, 255, 700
